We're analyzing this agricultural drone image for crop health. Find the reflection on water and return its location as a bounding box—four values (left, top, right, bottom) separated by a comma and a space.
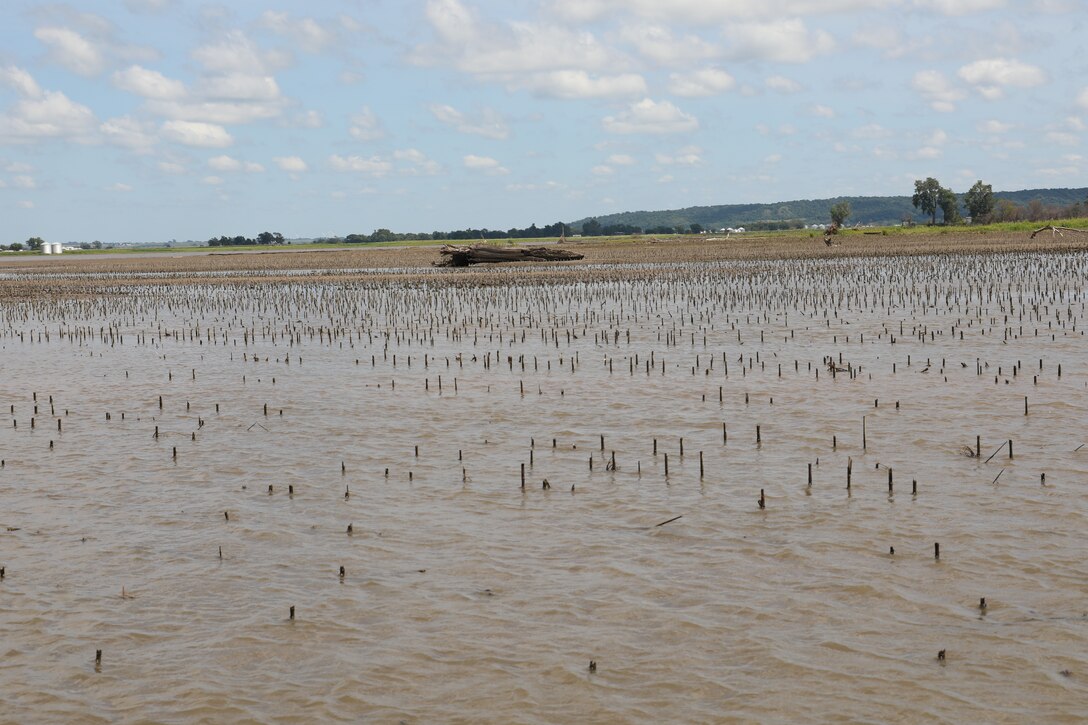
1, 252, 1086, 722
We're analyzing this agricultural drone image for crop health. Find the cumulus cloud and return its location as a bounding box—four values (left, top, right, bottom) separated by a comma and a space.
430, 104, 509, 139
415, 0, 637, 99
34, 26, 106, 76
209, 155, 264, 172
667, 68, 735, 97
160, 120, 233, 147
107, 182, 133, 192
260, 11, 337, 53
0, 69, 98, 144
100, 115, 157, 152
913, 0, 1007, 15
978, 119, 1014, 133
655, 145, 703, 165
911, 70, 965, 112
394, 148, 441, 175
349, 107, 384, 141
607, 154, 636, 165
274, 156, 308, 172
518, 71, 646, 99
602, 98, 698, 135
766, 75, 803, 93
112, 65, 186, 100
0, 66, 43, 98
192, 30, 291, 75
463, 154, 510, 174
957, 58, 1046, 99
725, 19, 834, 63
618, 23, 720, 66
329, 154, 393, 175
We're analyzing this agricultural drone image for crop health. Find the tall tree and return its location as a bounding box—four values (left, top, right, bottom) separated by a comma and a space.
912, 178, 942, 225
25, 236, 44, 250
829, 201, 851, 226
939, 188, 961, 224
963, 180, 995, 222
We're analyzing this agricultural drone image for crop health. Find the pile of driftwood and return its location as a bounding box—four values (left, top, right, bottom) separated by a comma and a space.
1029, 225, 1088, 240
434, 244, 585, 267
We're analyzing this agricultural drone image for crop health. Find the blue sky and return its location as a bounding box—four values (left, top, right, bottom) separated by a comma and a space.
0, 0, 1085, 243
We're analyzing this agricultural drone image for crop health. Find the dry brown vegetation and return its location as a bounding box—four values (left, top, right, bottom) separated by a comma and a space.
1, 230, 1086, 299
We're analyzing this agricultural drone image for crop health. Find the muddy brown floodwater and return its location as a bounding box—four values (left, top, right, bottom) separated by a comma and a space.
1, 246, 1086, 723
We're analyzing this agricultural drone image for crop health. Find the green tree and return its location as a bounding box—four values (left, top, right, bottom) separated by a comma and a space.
963, 180, 995, 222
92, 240, 103, 249
257, 231, 275, 245
9, 242, 24, 251
689, 223, 704, 234
26, 236, 44, 250
829, 201, 851, 226
582, 218, 602, 236
939, 188, 961, 224
912, 178, 942, 225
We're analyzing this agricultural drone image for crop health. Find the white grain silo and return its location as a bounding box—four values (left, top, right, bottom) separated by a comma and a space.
50, 243, 63, 254
41, 243, 53, 254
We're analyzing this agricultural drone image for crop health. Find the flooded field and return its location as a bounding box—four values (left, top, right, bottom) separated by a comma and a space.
1, 248, 1087, 723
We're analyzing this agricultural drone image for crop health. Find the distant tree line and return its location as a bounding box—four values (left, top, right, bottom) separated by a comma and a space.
207, 231, 285, 247
317, 221, 575, 245
912, 178, 1088, 225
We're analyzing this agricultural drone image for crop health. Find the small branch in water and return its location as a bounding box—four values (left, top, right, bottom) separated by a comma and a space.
983, 441, 1007, 464
655, 515, 682, 527
991, 468, 1005, 485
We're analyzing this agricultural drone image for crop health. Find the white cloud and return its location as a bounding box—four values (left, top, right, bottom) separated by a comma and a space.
911, 70, 965, 112
124, 0, 175, 13
958, 58, 1047, 98
725, 19, 834, 63
1045, 131, 1079, 146
602, 98, 698, 135
607, 154, 636, 165
667, 68, 735, 97
157, 161, 185, 174
160, 120, 232, 147
394, 148, 441, 175
208, 155, 263, 172
852, 123, 893, 139
0, 87, 98, 144
291, 110, 323, 128
415, 0, 634, 97
274, 156, 308, 172
112, 65, 185, 100
978, 119, 1013, 133
260, 12, 337, 53
16, 200, 35, 209
107, 182, 133, 192
208, 155, 239, 171
549, 0, 903, 24
192, 31, 290, 75
349, 107, 384, 141
591, 165, 613, 175
618, 23, 720, 66
913, 0, 1007, 15
811, 104, 836, 118
329, 154, 393, 175
100, 115, 157, 152
463, 154, 510, 174
518, 71, 646, 99
430, 104, 509, 139
12, 175, 37, 189
34, 27, 106, 77
0, 66, 43, 98
202, 175, 224, 185
765, 75, 802, 93
656, 145, 703, 165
